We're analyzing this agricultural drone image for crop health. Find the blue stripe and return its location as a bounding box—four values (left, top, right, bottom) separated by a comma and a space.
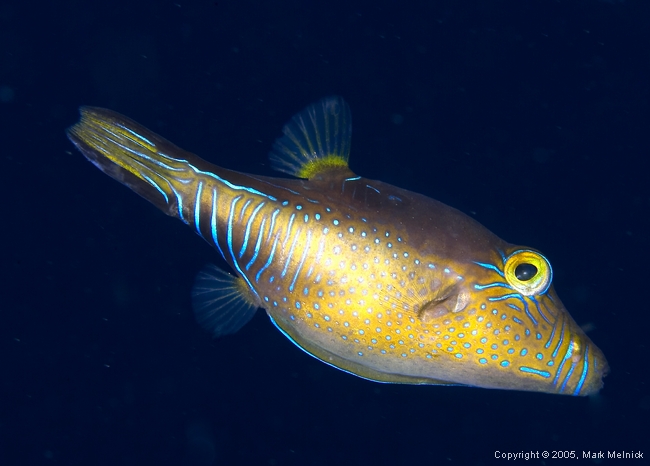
245, 217, 266, 271
314, 237, 325, 264
573, 344, 590, 396
552, 319, 565, 358
255, 233, 281, 283
267, 209, 280, 243
281, 227, 302, 278
194, 181, 203, 235
210, 188, 226, 260
560, 361, 576, 394
554, 338, 574, 389
530, 296, 552, 325
169, 185, 185, 223
545, 319, 558, 349
238, 199, 253, 223
289, 229, 312, 292
187, 163, 277, 201
117, 124, 156, 147
519, 366, 550, 378
519, 296, 538, 327
488, 293, 521, 302
474, 282, 511, 290
473, 261, 504, 276
109, 137, 183, 172
282, 213, 296, 251
141, 174, 169, 204
127, 147, 277, 201
240, 202, 266, 258
226, 196, 259, 300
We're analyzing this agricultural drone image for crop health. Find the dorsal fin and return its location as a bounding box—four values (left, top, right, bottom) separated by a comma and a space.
269, 96, 353, 179
191, 264, 260, 337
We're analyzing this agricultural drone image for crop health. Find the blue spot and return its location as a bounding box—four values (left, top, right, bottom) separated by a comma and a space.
480, 337, 487, 344
536, 332, 542, 340
295, 302, 301, 309
385, 336, 391, 340
491, 355, 498, 360
426, 354, 432, 359
341, 335, 347, 340
290, 315, 295, 320
476, 348, 484, 354
314, 303, 320, 310
358, 351, 363, 356
269, 276, 275, 283
264, 296, 269, 302
455, 353, 463, 359
520, 349, 528, 356
479, 358, 487, 364
507, 348, 514, 354
333, 219, 339, 225
304, 214, 308, 222
282, 201, 289, 206
536, 353, 543, 360
491, 344, 498, 350
501, 361, 510, 367
296, 205, 302, 210
315, 213, 321, 220
358, 330, 364, 335
303, 287, 309, 296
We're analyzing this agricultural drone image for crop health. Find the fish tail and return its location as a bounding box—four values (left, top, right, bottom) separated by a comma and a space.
67, 106, 201, 219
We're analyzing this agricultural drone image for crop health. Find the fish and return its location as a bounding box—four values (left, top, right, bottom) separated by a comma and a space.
67, 96, 608, 395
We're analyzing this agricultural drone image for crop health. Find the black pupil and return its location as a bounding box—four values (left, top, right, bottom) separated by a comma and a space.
515, 263, 538, 281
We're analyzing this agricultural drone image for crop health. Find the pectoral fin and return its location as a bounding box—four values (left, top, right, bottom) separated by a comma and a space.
191, 264, 260, 337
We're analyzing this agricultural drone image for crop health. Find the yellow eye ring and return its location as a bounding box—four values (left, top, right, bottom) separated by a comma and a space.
503, 250, 552, 296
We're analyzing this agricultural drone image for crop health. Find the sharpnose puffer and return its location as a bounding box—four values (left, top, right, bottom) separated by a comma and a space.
67, 96, 608, 395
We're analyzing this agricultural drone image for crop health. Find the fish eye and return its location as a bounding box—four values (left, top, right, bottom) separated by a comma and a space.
514, 263, 537, 281
504, 250, 552, 296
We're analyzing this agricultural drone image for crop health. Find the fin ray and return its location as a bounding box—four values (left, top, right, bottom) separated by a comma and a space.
269, 96, 352, 179
191, 264, 260, 337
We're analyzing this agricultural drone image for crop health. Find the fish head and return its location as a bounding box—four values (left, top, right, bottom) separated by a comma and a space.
419, 247, 609, 395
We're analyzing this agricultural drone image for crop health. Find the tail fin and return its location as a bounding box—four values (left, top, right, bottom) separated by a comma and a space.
67, 107, 202, 219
